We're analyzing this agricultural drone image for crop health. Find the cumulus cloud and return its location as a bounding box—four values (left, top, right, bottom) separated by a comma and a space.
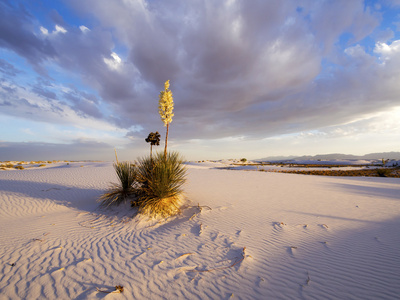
104, 52, 122, 71
40, 26, 49, 35
62, 0, 400, 140
54, 24, 67, 34
1, 0, 400, 156
79, 25, 90, 33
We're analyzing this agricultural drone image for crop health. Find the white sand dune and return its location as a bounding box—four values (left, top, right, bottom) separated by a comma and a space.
0, 161, 399, 299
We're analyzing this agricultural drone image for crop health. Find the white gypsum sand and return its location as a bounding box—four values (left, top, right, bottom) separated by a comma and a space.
0, 161, 399, 299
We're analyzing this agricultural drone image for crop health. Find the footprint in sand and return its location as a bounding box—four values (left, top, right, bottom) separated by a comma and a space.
273, 222, 287, 230
176, 233, 187, 240
191, 223, 206, 236
287, 246, 298, 256
216, 206, 229, 211
257, 277, 265, 287
211, 232, 220, 241
319, 224, 329, 230
296, 224, 308, 229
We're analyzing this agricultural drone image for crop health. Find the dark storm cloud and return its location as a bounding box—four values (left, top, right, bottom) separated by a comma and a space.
1, 0, 400, 145
65, 0, 396, 141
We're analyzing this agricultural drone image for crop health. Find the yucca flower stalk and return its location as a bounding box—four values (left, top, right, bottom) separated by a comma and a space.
135, 151, 187, 218
158, 80, 174, 160
98, 161, 137, 207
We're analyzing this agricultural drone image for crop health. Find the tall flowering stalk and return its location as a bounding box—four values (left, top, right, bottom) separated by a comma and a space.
158, 80, 174, 159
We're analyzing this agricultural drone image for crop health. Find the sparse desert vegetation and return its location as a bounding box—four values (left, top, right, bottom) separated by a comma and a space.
268, 167, 400, 177
99, 80, 187, 218
98, 161, 137, 207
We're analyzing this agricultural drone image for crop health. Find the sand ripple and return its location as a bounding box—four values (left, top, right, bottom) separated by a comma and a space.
0, 162, 399, 299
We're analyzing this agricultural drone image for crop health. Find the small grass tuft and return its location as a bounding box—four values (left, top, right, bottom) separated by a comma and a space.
376, 168, 391, 177
98, 162, 137, 207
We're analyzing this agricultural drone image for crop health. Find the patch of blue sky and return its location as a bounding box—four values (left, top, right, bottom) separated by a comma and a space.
24, 0, 87, 29
0, 49, 34, 81
0, 115, 53, 143
368, 0, 400, 33
0, 111, 128, 145
111, 43, 129, 61
314, 58, 339, 81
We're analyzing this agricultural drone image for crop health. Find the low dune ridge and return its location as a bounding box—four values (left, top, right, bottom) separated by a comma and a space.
0, 161, 399, 299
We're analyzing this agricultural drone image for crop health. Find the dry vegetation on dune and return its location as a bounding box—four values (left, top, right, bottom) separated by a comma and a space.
0, 160, 66, 170
223, 161, 400, 177
99, 80, 187, 218
269, 167, 400, 177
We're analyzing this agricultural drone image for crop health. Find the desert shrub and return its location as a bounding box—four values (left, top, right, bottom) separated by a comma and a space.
5, 163, 14, 168
376, 168, 391, 177
15, 165, 24, 170
98, 162, 137, 207
38, 164, 46, 167
135, 151, 187, 218
240, 158, 247, 162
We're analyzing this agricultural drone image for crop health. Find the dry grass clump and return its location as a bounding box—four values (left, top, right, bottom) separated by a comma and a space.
98, 162, 137, 207
98, 152, 187, 218
274, 167, 400, 178
135, 152, 187, 218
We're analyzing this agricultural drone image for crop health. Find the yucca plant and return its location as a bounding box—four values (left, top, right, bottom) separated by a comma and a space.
98, 161, 137, 207
135, 151, 187, 218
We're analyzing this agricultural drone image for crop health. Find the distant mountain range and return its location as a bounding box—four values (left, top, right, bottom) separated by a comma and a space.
258, 152, 400, 161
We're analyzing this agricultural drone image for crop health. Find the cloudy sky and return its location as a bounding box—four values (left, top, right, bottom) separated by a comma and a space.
1, 0, 400, 161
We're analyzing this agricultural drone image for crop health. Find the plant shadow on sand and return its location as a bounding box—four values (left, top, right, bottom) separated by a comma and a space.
0, 179, 137, 220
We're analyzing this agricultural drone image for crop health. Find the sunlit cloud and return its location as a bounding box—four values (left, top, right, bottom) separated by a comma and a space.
55, 25, 67, 34
40, 26, 49, 35
0, 0, 399, 160
79, 25, 90, 33
104, 52, 122, 71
